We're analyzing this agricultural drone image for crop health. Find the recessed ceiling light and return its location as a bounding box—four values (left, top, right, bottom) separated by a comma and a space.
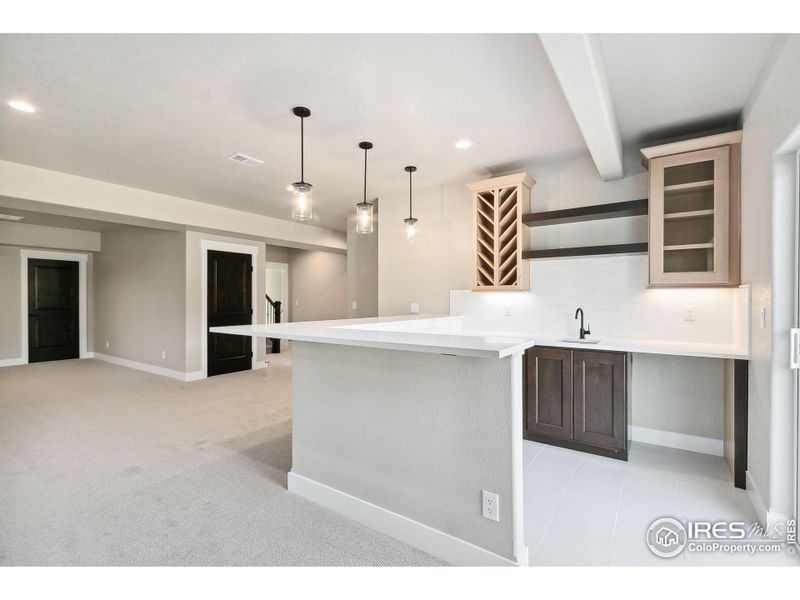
0, 214, 24, 221
8, 100, 38, 113
454, 139, 473, 150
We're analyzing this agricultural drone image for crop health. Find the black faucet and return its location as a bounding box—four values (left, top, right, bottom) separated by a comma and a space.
575, 308, 591, 340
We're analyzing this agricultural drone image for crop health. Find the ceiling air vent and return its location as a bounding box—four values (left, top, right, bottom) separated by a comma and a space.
226, 153, 264, 167
0, 214, 24, 221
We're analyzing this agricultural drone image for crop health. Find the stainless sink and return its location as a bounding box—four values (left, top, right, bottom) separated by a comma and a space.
560, 339, 600, 344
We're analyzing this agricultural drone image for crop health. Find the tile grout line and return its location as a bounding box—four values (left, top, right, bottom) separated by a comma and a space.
528, 452, 583, 563
604, 465, 628, 566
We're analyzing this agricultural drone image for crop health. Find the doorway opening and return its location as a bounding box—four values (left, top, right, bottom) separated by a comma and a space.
266, 261, 288, 353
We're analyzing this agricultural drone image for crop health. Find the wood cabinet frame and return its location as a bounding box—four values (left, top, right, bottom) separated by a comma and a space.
644, 132, 741, 287
468, 173, 533, 291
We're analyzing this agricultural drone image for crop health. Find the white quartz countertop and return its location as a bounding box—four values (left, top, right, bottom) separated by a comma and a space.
211, 315, 536, 359
211, 315, 749, 360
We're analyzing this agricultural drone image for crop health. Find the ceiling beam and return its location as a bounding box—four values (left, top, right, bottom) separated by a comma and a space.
539, 34, 624, 181
0, 160, 347, 253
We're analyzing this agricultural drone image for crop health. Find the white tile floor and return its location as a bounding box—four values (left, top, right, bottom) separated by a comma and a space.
523, 440, 799, 566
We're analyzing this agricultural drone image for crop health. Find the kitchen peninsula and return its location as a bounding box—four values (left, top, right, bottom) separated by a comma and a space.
213, 315, 535, 566
212, 310, 750, 566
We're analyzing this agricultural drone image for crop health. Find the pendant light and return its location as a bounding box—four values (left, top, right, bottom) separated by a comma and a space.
355, 141, 374, 234
290, 106, 313, 221
404, 166, 418, 242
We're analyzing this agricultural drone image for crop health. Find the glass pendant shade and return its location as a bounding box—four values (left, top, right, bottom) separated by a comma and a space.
356, 200, 373, 234
404, 217, 418, 242
291, 181, 313, 221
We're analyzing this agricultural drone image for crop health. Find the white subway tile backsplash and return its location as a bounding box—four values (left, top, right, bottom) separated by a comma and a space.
451, 255, 749, 346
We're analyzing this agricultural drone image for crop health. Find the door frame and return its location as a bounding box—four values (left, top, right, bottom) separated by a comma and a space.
200, 239, 259, 379
794, 148, 800, 528
19, 249, 89, 364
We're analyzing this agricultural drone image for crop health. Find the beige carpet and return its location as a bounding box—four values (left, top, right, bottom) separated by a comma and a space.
0, 351, 446, 566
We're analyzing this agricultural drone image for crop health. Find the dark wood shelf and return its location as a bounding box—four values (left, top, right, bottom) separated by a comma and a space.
522, 199, 647, 227
522, 243, 648, 259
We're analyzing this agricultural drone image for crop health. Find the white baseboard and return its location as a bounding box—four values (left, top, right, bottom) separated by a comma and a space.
630, 425, 723, 456
184, 370, 204, 382
93, 352, 191, 381
746, 471, 769, 526
745, 471, 793, 530
287, 471, 525, 567
0, 357, 25, 367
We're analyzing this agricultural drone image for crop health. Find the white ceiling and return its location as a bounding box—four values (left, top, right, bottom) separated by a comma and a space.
0, 34, 586, 232
0, 34, 776, 233
598, 34, 776, 143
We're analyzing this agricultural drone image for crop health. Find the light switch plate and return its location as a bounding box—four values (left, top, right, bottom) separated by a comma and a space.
410, 302, 420, 314
351, 300, 358, 310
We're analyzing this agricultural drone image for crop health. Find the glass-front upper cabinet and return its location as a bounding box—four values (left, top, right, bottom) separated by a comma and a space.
642, 132, 741, 287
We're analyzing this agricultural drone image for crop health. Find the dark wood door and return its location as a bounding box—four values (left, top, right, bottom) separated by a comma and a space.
28, 259, 79, 363
573, 350, 626, 451
524, 347, 573, 440
207, 250, 252, 377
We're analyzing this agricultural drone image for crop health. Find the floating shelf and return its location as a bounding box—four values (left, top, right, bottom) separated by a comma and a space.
664, 209, 714, 221
663, 242, 714, 251
522, 198, 647, 227
663, 180, 714, 193
522, 243, 648, 259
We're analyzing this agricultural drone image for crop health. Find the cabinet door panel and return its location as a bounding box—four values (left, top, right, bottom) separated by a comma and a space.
524, 347, 572, 440
573, 351, 626, 451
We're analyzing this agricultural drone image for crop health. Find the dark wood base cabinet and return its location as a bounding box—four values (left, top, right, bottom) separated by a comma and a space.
524, 346, 628, 461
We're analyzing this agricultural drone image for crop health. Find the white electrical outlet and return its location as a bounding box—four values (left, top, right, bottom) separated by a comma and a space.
351, 300, 358, 310
503, 305, 512, 317
760, 306, 768, 329
482, 490, 499, 522
295, 300, 299, 307
682, 305, 696, 322
105, 341, 110, 349
161, 350, 166, 360
410, 302, 420, 314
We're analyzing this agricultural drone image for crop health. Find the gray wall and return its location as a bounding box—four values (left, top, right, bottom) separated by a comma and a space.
291, 341, 520, 560
0, 246, 21, 359
630, 354, 724, 438
287, 248, 347, 322
266, 244, 289, 264
346, 202, 379, 318
94, 226, 186, 371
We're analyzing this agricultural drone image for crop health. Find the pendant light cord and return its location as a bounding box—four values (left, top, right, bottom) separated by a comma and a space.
409, 169, 413, 219
363, 146, 368, 203
300, 116, 305, 183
